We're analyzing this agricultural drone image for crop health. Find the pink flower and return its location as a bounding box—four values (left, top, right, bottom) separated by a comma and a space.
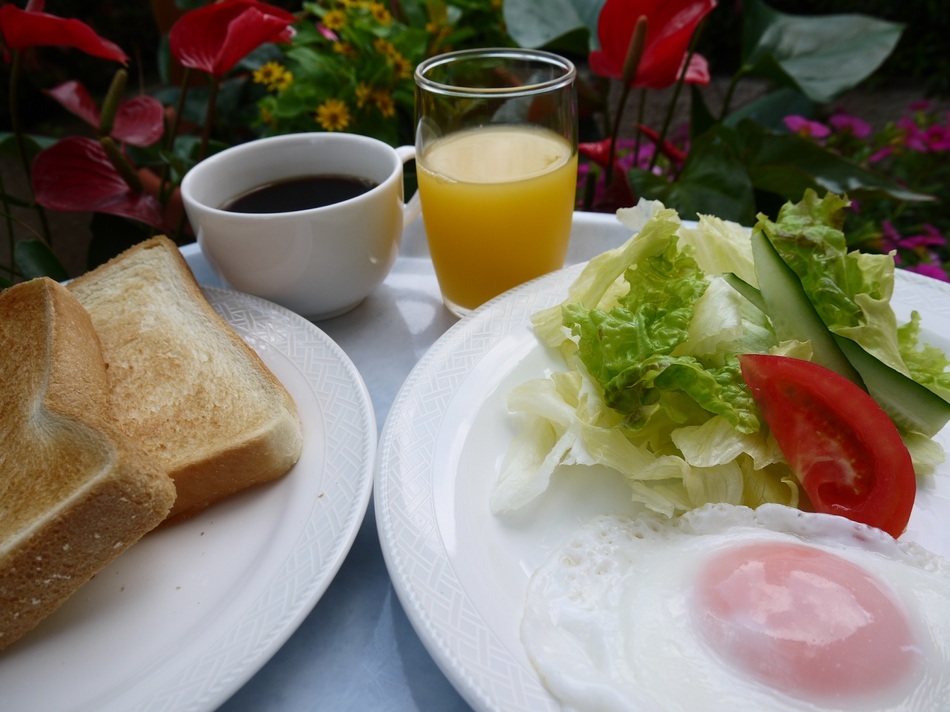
905, 263, 949, 282
901, 225, 947, 251
828, 112, 871, 139
317, 24, 338, 41
924, 123, 950, 151
880, 220, 903, 254
896, 116, 930, 152
868, 146, 894, 164
783, 115, 831, 139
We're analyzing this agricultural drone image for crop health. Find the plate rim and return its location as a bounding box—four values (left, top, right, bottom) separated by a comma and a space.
374, 262, 950, 712
192, 285, 378, 710
0, 285, 377, 712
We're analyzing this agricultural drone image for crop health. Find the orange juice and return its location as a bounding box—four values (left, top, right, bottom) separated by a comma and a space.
417, 125, 577, 314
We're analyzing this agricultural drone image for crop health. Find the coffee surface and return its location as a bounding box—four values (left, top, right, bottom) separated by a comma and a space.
223, 175, 377, 213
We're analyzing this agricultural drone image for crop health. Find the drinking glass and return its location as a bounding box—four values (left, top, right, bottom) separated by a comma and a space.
414, 48, 578, 317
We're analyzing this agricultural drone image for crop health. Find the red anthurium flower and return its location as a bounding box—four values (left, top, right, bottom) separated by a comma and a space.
578, 138, 637, 211
577, 138, 610, 168
0, 2, 127, 63
578, 138, 615, 168
169, 0, 296, 78
634, 123, 687, 164
46, 81, 165, 147
590, 0, 716, 90
32, 137, 165, 229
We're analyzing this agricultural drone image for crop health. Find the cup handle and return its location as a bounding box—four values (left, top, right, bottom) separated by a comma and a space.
396, 144, 421, 228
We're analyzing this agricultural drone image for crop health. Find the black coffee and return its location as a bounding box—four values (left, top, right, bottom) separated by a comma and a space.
223, 174, 378, 213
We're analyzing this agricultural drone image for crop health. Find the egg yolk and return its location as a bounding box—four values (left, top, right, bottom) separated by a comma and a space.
694, 541, 920, 704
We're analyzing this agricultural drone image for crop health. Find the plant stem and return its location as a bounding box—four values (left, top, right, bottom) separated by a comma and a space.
719, 68, 746, 122
200, 75, 219, 161
649, 20, 706, 173
605, 82, 632, 188
8, 50, 52, 245
634, 89, 646, 168
160, 68, 192, 241
1, 169, 15, 272
606, 16, 648, 188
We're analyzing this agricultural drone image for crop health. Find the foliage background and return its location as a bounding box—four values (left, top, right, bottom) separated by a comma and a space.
1, 0, 949, 278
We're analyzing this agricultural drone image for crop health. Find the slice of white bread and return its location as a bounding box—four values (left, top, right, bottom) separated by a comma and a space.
0, 278, 176, 651
68, 236, 303, 522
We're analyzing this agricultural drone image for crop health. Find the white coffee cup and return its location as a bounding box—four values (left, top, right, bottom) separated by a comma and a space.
181, 132, 418, 320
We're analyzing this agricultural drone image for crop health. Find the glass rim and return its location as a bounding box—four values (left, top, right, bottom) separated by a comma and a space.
414, 48, 576, 98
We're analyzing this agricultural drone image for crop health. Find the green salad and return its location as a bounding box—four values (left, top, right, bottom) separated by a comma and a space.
491, 191, 950, 518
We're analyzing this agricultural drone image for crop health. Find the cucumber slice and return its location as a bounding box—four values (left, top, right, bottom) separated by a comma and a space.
723, 272, 766, 313
834, 335, 950, 437
750, 230, 864, 386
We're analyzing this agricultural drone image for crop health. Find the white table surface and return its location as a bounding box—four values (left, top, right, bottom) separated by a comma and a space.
182, 211, 633, 711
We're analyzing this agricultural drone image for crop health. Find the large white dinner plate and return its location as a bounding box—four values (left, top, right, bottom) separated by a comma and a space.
1, 287, 376, 712
375, 265, 950, 711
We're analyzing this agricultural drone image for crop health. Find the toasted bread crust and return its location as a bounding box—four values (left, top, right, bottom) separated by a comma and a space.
0, 278, 175, 651
69, 237, 303, 521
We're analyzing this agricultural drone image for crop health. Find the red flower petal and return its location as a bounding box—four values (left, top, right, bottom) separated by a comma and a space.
0, 4, 127, 62
45, 80, 101, 128
634, 123, 687, 163
579, 138, 615, 168
44, 82, 165, 147
590, 0, 716, 89
169, 0, 296, 78
32, 137, 165, 228
113, 96, 166, 147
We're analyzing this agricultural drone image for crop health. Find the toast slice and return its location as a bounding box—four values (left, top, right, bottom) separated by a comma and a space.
68, 236, 303, 522
0, 278, 176, 651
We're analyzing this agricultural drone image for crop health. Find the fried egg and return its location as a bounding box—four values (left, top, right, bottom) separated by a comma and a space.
521, 504, 950, 712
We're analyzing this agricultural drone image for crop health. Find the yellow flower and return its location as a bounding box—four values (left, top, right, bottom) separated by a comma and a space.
259, 106, 276, 128
373, 90, 396, 118
333, 41, 357, 58
355, 82, 373, 109
253, 61, 293, 92
373, 37, 395, 57
323, 9, 347, 30
315, 98, 352, 131
389, 51, 412, 80
369, 2, 392, 25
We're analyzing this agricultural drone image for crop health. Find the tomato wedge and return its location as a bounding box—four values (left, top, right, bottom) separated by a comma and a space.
738, 353, 916, 538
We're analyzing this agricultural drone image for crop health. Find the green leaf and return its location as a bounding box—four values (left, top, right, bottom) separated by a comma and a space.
503, 0, 600, 52
14, 240, 69, 282
722, 87, 815, 132
630, 129, 756, 225
689, 85, 717, 139
741, 0, 904, 103
0, 132, 57, 160
733, 120, 935, 204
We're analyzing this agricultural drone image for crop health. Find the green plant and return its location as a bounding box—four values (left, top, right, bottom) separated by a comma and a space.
785, 105, 949, 281
503, 0, 935, 228
1, 0, 301, 284
252, 0, 511, 146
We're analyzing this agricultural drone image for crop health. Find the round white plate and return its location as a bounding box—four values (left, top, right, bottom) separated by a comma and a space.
375, 267, 950, 712
1, 287, 376, 712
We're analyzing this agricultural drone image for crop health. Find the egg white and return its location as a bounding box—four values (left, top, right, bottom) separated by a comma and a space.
521, 503, 950, 712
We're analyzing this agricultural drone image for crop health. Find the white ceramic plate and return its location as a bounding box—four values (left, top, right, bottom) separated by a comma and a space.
375, 267, 950, 712
1, 287, 376, 712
